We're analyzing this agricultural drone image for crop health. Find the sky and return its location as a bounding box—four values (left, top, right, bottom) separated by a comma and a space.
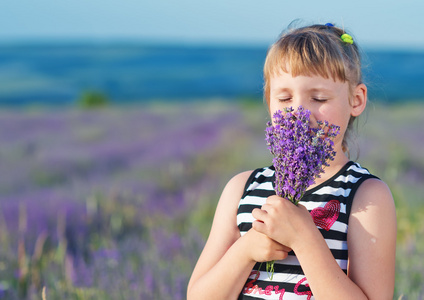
1, 0, 424, 50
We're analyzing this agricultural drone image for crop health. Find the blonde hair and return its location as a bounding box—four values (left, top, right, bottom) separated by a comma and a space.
263, 24, 363, 154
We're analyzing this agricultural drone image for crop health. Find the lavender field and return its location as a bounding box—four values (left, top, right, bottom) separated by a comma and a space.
0, 100, 423, 299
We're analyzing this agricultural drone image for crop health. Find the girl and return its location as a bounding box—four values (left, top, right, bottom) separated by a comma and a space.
187, 23, 396, 300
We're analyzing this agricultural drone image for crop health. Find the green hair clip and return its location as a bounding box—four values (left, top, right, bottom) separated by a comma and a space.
341, 33, 353, 44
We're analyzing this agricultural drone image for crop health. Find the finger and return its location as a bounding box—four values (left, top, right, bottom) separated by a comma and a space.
252, 207, 267, 221
297, 203, 308, 211
275, 250, 289, 260
260, 203, 272, 212
297, 203, 312, 215
266, 195, 280, 204
267, 195, 287, 206
280, 245, 293, 253
252, 220, 267, 234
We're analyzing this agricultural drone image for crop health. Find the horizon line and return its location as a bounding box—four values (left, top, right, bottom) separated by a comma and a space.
0, 38, 424, 53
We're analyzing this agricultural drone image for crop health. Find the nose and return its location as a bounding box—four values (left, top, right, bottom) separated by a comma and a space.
289, 96, 317, 120
291, 94, 310, 110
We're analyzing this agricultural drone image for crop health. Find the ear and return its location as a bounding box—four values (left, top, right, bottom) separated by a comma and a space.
351, 83, 367, 117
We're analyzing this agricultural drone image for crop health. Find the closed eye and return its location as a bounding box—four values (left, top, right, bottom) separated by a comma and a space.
313, 98, 328, 102
278, 98, 292, 102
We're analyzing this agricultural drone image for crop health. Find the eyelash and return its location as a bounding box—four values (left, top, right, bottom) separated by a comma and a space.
278, 98, 328, 103
313, 98, 328, 102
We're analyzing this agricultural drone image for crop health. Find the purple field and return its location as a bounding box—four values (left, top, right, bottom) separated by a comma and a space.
0, 101, 423, 299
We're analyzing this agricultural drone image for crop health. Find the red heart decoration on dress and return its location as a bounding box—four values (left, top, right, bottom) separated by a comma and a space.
310, 200, 340, 231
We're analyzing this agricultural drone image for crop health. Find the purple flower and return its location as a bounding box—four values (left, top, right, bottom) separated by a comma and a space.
264, 106, 340, 279
265, 106, 340, 205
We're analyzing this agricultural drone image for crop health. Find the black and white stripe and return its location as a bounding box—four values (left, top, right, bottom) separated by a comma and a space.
237, 161, 378, 300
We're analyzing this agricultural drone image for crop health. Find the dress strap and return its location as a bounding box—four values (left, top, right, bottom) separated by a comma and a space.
241, 167, 264, 198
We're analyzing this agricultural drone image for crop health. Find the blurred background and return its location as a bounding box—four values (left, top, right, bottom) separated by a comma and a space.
0, 0, 423, 299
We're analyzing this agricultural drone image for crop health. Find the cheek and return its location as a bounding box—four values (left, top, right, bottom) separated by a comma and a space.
318, 104, 349, 125
268, 101, 281, 119
268, 97, 292, 114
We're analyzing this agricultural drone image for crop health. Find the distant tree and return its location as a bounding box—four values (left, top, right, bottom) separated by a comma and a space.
77, 91, 109, 109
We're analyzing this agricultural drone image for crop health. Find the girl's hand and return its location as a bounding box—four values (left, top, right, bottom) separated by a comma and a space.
242, 228, 291, 263
252, 195, 316, 249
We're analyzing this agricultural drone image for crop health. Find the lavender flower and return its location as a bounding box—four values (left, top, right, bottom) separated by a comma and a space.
266, 106, 340, 205
264, 106, 340, 278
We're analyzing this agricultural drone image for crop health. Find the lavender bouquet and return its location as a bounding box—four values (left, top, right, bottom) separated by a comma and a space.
264, 106, 340, 277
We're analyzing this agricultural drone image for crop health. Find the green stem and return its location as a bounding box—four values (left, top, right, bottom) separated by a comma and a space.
266, 260, 275, 280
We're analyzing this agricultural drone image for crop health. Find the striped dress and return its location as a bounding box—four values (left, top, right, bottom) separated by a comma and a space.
237, 161, 378, 300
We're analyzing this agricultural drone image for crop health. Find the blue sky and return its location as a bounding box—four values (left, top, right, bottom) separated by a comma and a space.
1, 0, 424, 50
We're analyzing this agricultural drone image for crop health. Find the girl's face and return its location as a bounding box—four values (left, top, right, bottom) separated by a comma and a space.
268, 71, 365, 152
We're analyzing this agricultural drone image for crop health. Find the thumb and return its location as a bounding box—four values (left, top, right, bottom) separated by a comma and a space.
252, 220, 267, 234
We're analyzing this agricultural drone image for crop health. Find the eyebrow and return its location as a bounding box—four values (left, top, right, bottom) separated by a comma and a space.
272, 87, 334, 93
272, 87, 291, 93
307, 87, 334, 94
